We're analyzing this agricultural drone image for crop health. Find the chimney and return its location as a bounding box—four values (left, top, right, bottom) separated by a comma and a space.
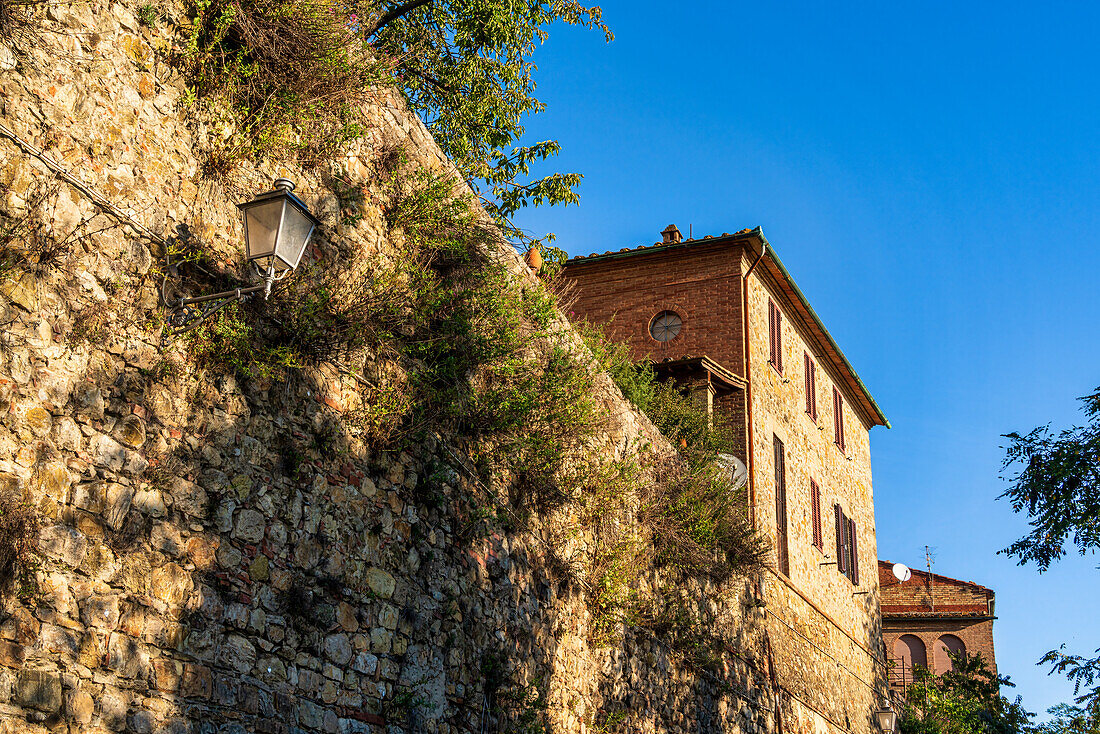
661, 224, 682, 244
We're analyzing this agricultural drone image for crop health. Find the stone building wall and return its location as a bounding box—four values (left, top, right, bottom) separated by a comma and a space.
744, 257, 887, 734
0, 2, 786, 732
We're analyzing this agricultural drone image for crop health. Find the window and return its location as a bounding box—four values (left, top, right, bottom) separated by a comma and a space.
834, 504, 859, 584
804, 352, 818, 421
774, 435, 789, 576
768, 300, 783, 373
810, 480, 823, 551
894, 635, 928, 682
934, 635, 966, 674
649, 311, 682, 342
833, 386, 846, 452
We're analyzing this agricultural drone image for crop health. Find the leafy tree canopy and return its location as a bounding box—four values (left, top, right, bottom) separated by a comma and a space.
898, 653, 1032, 734
1029, 702, 1100, 734
367, 0, 613, 249
1000, 385, 1100, 706
1000, 386, 1100, 571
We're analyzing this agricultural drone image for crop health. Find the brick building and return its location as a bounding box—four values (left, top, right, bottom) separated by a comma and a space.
878, 561, 997, 693
562, 225, 893, 734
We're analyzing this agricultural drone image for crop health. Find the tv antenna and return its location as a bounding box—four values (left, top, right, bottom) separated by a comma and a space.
925, 545, 936, 612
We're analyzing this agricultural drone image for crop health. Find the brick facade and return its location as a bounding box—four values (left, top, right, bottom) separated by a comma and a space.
878, 561, 997, 692
563, 227, 891, 734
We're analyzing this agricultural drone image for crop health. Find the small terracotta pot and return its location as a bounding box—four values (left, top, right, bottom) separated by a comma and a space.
525, 247, 543, 272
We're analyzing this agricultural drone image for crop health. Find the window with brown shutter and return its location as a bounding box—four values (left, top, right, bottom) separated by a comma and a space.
810, 480, 823, 551
774, 435, 789, 577
848, 517, 859, 585
834, 503, 847, 575
833, 386, 845, 452
804, 352, 818, 421
768, 300, 783, 374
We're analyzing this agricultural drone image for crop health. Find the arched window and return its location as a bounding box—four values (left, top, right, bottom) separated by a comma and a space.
934, 634, 966, 674
894, 634, 927, 671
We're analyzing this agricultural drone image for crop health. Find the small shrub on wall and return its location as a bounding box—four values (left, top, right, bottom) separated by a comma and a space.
0, 491, 39, 601
181, 0, 383, 167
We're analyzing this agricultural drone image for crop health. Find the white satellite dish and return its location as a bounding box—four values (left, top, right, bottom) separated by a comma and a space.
892, 563, 912, 583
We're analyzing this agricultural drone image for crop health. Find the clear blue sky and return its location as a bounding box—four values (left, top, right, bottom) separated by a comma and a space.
510, 0, 1100, 718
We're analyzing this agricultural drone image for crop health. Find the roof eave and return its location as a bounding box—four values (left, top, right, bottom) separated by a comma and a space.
747, 229, 890, 429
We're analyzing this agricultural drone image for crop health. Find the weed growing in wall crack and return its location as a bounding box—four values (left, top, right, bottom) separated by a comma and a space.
181, 0, 386, 169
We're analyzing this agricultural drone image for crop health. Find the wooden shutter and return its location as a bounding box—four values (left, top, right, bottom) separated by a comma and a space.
775, 307, 783, 373
774, 435, 789, 577
804, 353, 812, 415
811, 480, 822, 550
833, 387, 845, 452
805, 353, 818, 420
849, 517, 860, 585
768, 300, 778, 368
834, 503, 847, 574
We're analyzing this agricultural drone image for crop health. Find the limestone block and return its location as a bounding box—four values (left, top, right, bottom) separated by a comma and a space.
323, 633, 353, 666
347, 652, 377, 681
14, 669, 61, 713
127, 709, 155, 734
66, 688, 94, 725
80, 593, 120, 630
150, 562, 193, 608
180, 663, 213, 699
169, 478, 208, 518
0, 275, 38, 312
150, 522, 183, 556
365, 567, 395, 598
369, 628, 391, 654
72, 384, 104, 420
22, 406, 52, 437
219, 634, 256, 674
105, 484, 134, 529
39, 524, 87, 567
100, 688, 128, 730
72, 481, 105, 513
115, 414, 146, 449
107, 632, 150, 679
37, 463, 71, 502
233, 508, 265, 543
53, 416, 81, 450
132, 488, 167, 517
337, 602, 358, 632
378, 603, 399, 631
91, 434, 127, 472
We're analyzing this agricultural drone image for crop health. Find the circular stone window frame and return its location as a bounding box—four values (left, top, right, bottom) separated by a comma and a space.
649, 310, 683, 342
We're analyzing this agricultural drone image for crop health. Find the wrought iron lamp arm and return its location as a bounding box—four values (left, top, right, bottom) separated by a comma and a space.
163, 264, 283, 335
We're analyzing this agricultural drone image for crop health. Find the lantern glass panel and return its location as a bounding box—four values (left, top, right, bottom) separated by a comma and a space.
274, 202, 316, 271
875, 709, 897, 733
243, 199, 285, 263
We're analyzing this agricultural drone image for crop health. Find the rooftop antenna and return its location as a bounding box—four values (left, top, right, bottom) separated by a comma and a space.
925, 545, 935, 612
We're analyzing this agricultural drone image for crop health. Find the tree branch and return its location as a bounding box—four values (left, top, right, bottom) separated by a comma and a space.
364, 0, 435, 38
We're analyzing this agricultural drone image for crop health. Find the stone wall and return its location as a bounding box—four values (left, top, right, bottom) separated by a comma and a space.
0, 2, 783, 732
745, 249, 887, 734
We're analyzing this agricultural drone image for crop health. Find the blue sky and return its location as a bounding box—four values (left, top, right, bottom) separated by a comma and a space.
510, 0, 1100, 718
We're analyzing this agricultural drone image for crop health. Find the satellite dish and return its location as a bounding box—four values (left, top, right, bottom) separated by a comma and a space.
892, 563, 912, 583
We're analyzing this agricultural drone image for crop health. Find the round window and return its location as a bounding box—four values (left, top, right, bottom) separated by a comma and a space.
649, 311, 682, 342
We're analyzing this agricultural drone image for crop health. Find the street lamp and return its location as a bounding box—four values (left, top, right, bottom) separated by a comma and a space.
875, 700, 898, 734
163, 178, 321, 334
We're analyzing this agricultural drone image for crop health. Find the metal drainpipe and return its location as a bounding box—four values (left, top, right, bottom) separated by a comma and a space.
741, 237, 768, 528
